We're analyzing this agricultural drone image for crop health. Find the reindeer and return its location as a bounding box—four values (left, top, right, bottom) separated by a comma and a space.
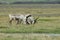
9, 14, 39, 24
8, 14, 31, 24
9, 14, 25, 24
26, 14, 39, 24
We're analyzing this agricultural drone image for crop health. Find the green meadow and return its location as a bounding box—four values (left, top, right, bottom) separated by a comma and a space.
0, 4, 60, 33
0, 33, 60, 40
0, 4, 60, 40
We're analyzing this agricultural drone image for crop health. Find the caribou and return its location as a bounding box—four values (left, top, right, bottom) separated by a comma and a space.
9, 14, 38, 24
26, 14, 39, 24
9, 14, 25, 24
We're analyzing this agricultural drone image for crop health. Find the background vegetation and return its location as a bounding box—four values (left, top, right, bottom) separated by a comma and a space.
0, 0, 60, 2
0, 0, 60, 4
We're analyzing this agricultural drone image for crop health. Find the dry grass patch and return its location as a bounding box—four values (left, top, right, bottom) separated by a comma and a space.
0, 33, 60, 40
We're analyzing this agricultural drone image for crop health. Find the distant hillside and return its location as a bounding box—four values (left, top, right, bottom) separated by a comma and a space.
11, 1, 60, 4
0, 0, 60, 4
0, 0, 60, 3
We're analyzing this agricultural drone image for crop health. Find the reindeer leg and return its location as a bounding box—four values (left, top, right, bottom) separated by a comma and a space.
9, 18, 14, 24
16, 20, 19, 24
9, 20, 12, 24
15, 18, 20, 24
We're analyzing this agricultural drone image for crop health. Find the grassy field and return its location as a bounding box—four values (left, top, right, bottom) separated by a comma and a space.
0, 4, 60, 33
0, 4, 60, 15
0, 4, 60, 40
0, 16, 60, 33
0, 33, 60, 40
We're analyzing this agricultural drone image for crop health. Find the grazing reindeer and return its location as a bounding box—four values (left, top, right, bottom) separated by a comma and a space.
26, 14, 39, 24
8, 14, 31, 24
9, 14, 25, 24
9, 14, 38, 24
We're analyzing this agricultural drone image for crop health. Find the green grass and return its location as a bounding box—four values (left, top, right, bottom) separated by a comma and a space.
0, 4, 60, 40
0, 4, 60, 15
0, 4, 60, 33
0, 33, 60, 40
0, 16, 60, 33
